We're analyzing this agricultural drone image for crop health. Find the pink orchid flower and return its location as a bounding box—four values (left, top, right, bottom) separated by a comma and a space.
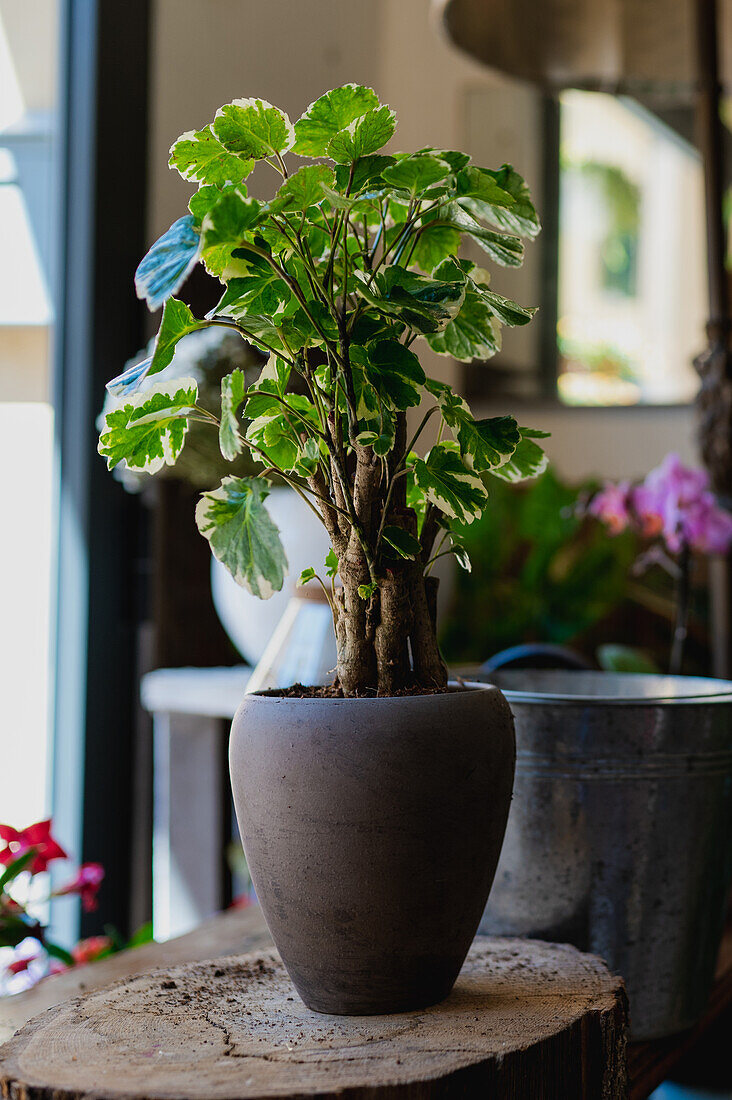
0, 820, 68, 874
588, 481, 633, 535
53, 862, 105, 913
72, 935, 113, 965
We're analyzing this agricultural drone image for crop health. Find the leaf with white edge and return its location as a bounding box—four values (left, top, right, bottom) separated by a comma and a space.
438, 204, 524, 267
212, 98, 295, 160
353, 267, 464, 335
135, 216, 201, 312
270, 165, 335, 213
324, 548, 339, 578
426, 378, 520, 470
427, 285, 500, 361
254, 354, 291, 395
454, 166, 515, 213
297, 567, 317, 586
169, 127, 254, 187
413, 441, 488, 525
219, 369, 246, 460
474, 284, 537, 327
358, 581, 378, 600
352, 340, 425, 411
451, 544, 472, 572
478, 164, 541, 239
381, 154, 452, 196
98, 379, 198, 474
214, 258, 291, 316
196, 476, 287, 598
489, 427, 549, 483
293, 84, 380, 157
200, 192, 263, 276
327, 105, 396, 163
382, 525, 422, 560
246, 394, 321, 472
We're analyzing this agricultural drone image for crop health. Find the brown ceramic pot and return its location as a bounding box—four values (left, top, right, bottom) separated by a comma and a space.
229, 682, 515, 1015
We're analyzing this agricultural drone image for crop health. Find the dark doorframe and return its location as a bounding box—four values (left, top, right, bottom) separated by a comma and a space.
51, 0, 151, 943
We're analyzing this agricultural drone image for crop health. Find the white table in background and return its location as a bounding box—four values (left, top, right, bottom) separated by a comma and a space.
140, 666, 251, 941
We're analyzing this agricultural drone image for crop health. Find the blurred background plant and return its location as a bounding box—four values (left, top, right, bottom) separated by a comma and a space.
440, 465, 720, 676
0, 820, 152, 996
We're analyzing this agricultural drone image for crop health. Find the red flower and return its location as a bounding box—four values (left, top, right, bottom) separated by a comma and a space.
6, 954, 38, 975
54, 863, 105, 912
72, 935, 112, 965
0, 820, 67, 874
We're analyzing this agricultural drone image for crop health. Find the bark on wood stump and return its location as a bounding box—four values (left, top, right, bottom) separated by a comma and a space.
0, 937, 627, 1100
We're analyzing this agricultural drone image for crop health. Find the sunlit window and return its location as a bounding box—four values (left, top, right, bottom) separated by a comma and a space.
557, 91, 706, 406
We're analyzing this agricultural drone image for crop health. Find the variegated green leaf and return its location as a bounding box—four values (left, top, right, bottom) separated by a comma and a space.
351, 339, 425, 410
219, 369, 246, 460
293, 84, 381, 156
196, 476, 287, 598
270, 165, 335, 212
98, 379, 198, 474
382, 525, 422, 560
327, 105, 396, 163
490, 427, 549, 482
212, 99, 295, 160
200, 192, 263, 277
413, 441, 488, 524
169, 126, 254, 187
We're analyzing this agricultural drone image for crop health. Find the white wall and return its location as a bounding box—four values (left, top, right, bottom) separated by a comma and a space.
148, 0, 699, 482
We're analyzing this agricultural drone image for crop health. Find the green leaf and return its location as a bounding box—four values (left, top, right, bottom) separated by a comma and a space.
293, 84, 380, 157
427, 285, 500, 361
412, 223, 461, 273
200, 192, 263, 276
297, 566, 317, 586
45, 941, 75, 967
0, 849, 35, 892
219, 369, 247, 461
246, 393, 321, 472
358, 581, 378, 600
189, 183, 240, 226
489, 428, 549, 483
212, 98, 294, 160
426, 380, 520, 470
477, 164, 541, 239
135, 215, 201, 312
196, 476, 287, 598
382, 525, 422, 559
214, 258, 291, 316
352, 339, 425, 411
254, 354, 291, 396
381, 154, 452, 195
439, 204, 524, 267
327, 105, 396, 163
474, 284, 537, 327
270, 164, 335, 212
451, 544, 472, 572
146, 298, 209, 382
353, 266, 464, 335
597, 644, 659, 674
98, 378, 198, 474
126, 921, 155, 948
334, 154, 396, 192
455, 166, 515, 212
324, 548, 339, 578
413, 442, 488, 524
169, 126, 254, 187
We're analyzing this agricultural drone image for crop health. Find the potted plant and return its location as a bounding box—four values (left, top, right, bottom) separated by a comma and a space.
480, 454, 732, 1039
98, 85, 546, 1014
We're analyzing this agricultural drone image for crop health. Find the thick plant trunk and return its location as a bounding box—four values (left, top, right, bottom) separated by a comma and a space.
334, 562, 448, 697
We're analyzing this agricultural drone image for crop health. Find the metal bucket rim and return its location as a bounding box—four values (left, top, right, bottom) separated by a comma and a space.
482, 671, 732, 705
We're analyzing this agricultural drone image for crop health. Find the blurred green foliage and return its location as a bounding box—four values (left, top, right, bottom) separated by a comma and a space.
440, 469, 638, 663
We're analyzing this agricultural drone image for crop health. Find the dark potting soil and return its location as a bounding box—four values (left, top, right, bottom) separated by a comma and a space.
262, 681, 449, 699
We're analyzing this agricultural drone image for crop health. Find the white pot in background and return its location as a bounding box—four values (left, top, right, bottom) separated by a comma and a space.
211, 487, 332, 666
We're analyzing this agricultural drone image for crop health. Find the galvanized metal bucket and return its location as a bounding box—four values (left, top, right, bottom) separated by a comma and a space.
477, 671, 732, 1039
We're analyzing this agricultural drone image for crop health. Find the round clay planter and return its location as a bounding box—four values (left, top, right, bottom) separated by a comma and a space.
229, 682, 515, 1016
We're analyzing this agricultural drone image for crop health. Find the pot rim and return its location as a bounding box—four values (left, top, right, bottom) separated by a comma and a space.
242, 679, 500, 704
480, 670, 732, 705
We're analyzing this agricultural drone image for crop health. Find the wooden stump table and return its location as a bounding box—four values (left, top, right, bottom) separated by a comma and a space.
0, 936, 627, 1099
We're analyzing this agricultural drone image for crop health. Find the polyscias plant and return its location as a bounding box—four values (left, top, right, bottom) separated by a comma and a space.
98, 85, 547, 695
